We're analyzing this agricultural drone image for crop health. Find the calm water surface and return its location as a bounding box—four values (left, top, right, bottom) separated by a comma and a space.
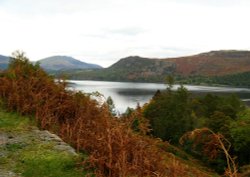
68, 80, 250, 114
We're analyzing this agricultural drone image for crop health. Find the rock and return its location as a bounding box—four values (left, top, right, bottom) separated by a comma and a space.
0, 169, 20, 177
47, 133, 63, 142
54, 144, 78, 156
32, 129, 78, 156
0, 115, 79, 176
37, 130, 63, 142
0, 133, 8, 146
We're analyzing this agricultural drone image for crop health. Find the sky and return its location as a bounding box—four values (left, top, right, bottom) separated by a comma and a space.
0, 0, 250, 67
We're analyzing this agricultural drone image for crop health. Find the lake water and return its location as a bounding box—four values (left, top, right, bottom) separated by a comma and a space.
68, 80, 250, 114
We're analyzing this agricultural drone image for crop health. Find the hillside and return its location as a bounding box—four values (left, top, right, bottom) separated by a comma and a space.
62, 50, 250, 85
0, 109, 90, 177
0, 53, 222, 176
167, 50, 250, 76
38, 56, 102, 71
0, 105, 219, 177
0, 55, 10, 70
64, 56, 175, 82
107, 56, 175, 80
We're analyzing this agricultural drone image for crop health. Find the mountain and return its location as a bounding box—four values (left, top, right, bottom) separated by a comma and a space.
64, 56, 176, 82
166, 50, 250, 76
63, 50, 250, 85
37, 56, 102, 71
108, 56, 175, 79
0, 55, 10, 70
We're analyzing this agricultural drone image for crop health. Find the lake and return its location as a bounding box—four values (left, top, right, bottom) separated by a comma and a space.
68, 80, 250, 114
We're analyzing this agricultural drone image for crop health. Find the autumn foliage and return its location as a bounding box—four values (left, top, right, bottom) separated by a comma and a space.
180, 128, 238, 177
0, 52, 171, 176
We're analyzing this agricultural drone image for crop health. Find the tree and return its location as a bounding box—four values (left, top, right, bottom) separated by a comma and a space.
207, 111, 231, 137
106, 96, 116, 116
180, 128, 237, 177
143, 85, 194, 143
11, 50, 28, 61
230, 110, 250, 165
165, 75, 174, 91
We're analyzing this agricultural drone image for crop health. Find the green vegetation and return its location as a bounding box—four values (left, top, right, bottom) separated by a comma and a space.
144, 86, 194, 143
0, 110, 32, 131
53, 66, 250, 88
16, 148, 88, 177
175, 72, 250, 87
142, 79, 250, 174
0, 109, 89, 177
230, 110, 250, 165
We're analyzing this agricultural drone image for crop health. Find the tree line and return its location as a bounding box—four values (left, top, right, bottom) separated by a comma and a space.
124, 77, 250, 175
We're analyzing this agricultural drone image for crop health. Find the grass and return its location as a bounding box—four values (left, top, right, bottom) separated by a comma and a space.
0, 108, 92, 177
16, 144, 90, 177
0, 110, 32, 131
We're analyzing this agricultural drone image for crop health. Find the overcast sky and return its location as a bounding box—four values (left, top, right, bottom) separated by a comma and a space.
1, 0, 250, 67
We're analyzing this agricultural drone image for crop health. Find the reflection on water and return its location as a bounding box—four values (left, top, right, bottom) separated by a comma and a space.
68, 80, 250, 113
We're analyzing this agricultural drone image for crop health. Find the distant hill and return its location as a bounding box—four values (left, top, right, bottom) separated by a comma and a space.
62, 50, 250, 86
0, 55, 10, 70
108, 56, 175, 80
167, 50, 250, 76
37, 56, 102, 71
64, 56, 176, 82
3, 50, 250, 86
0, 55, 102, 71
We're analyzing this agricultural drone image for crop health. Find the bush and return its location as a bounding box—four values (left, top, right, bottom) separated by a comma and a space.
0, 51, 168, 176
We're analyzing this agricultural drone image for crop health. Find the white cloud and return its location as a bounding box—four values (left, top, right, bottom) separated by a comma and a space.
0, 0, 250, 67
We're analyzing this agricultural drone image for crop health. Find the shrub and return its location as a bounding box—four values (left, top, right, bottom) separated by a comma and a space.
0, 51, 168, 176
